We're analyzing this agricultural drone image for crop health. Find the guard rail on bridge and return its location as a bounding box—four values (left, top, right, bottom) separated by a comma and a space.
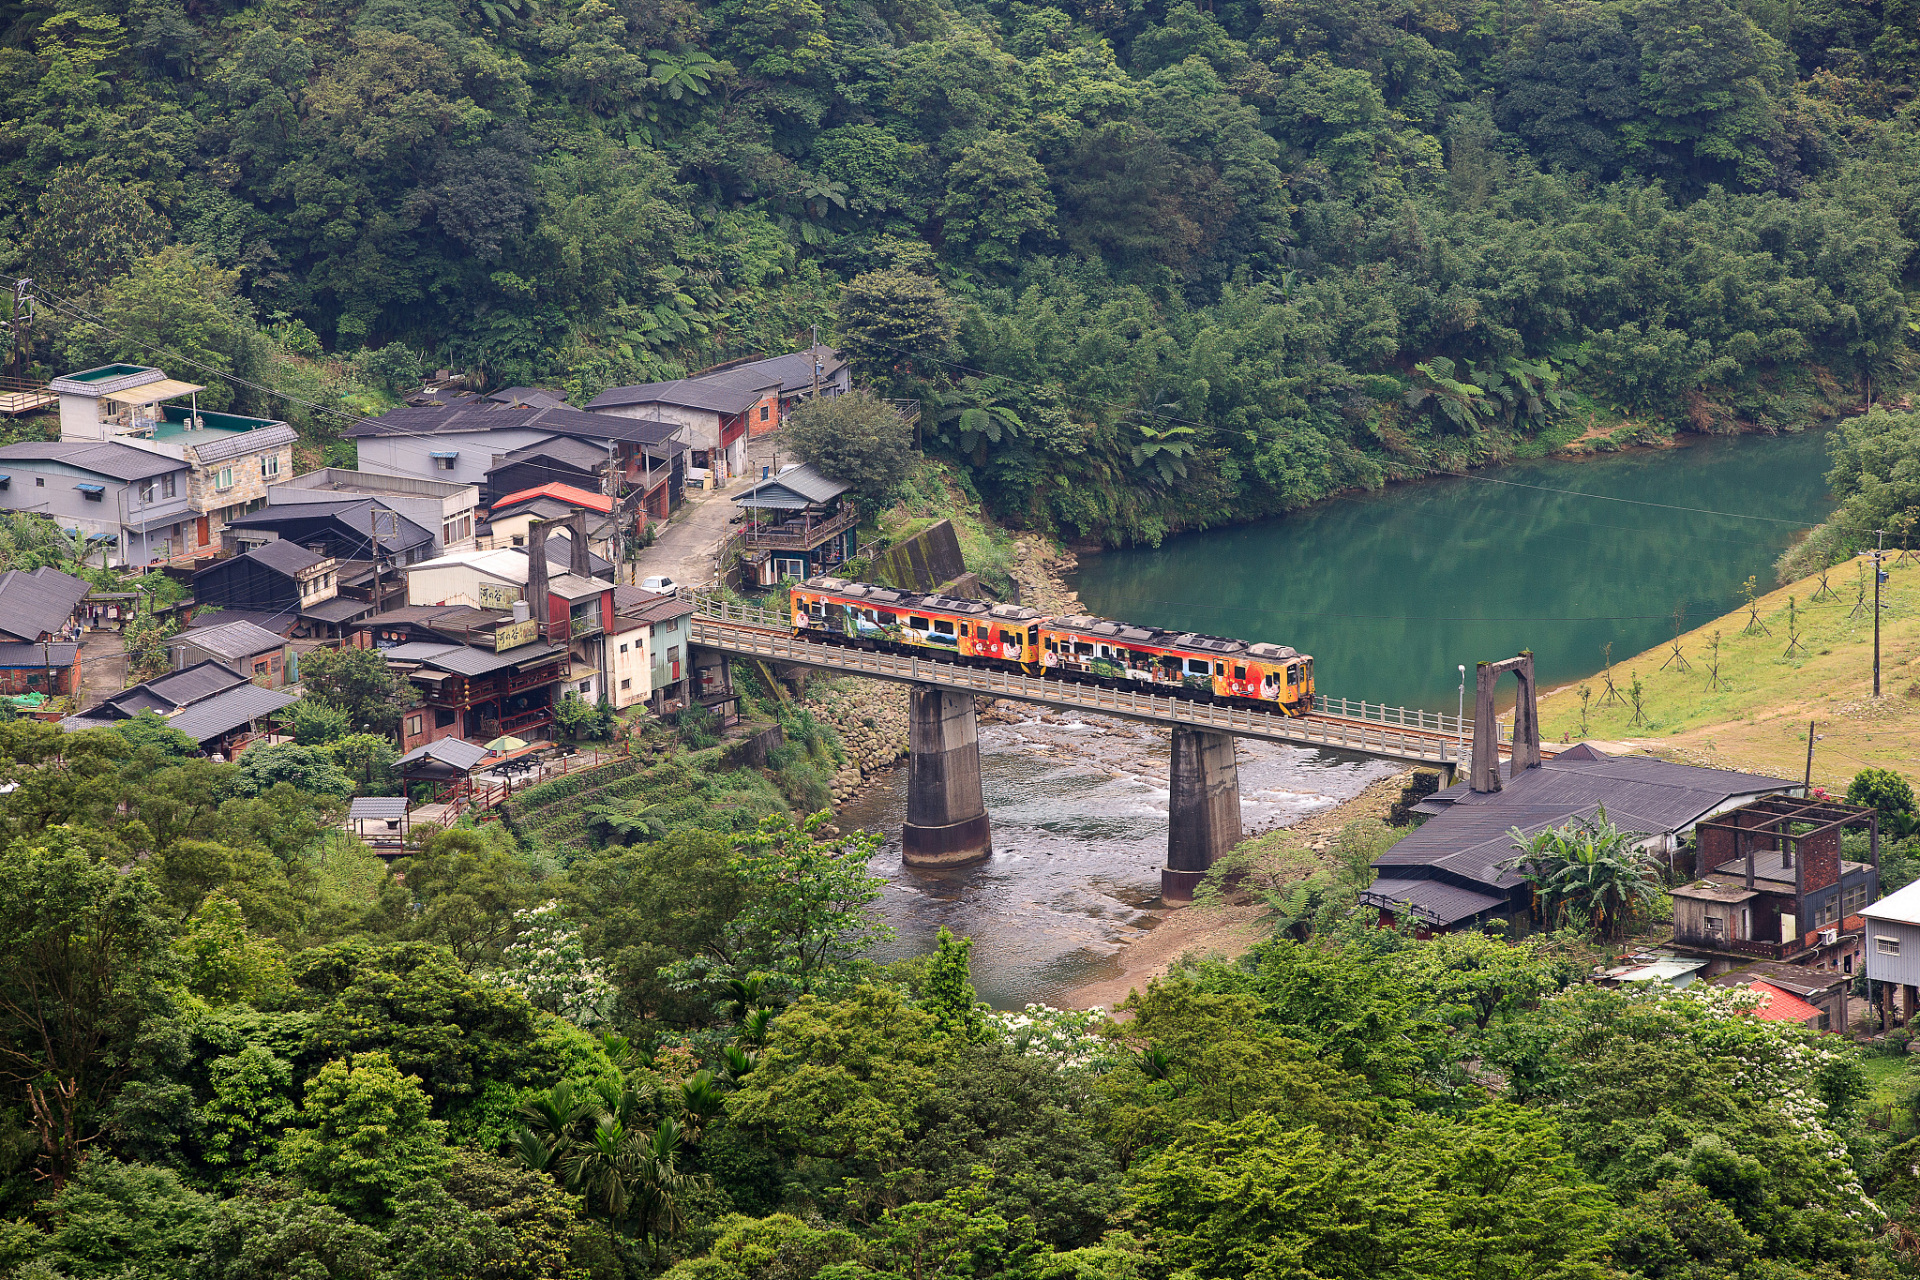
685, 594, 1485, 768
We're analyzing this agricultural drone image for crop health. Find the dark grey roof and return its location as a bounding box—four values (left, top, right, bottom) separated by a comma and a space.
141, 660, 250, 708
384, 640, 567, 677
183, 422, 297, 464
0, 642, 78, 666
732, 462, 851, 509
237, 540, 327, 576
699, 346, 845, 395
397, 737, 490, 771
227, 500, 433, 556
485, 387, 569, 409
0, 441, 185, 482
347, 404, 680, 448
300, 596, 377, 624
349, 796, 410, 821
490, 496, 578, 523
173, 620, 285, 661
1377, 748, 1793, 898
186, 608, 290, 635
0, 567, 89, 641
615, 587, 692, 624
587, 366, 779, 415
1359, 877, 1509, 926
492, 436, 610, 473
168, 683, 298, 744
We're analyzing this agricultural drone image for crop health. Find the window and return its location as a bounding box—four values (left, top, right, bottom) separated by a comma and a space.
34, 477, 43, 487
215, 467, 234, 490
932, 618, 954, 635
876, 612, 897, 625
406, 714, 423, 737
1001, 630, 1018, 646
434, 706, 456, 728
253, 661, 269, 676
1879, 936, 1901, 956
1073, 641, 1093, 655
80, 486, 102, 502
621, 678, 631, 690
910, 616, 929, 630
163, 474, 175, 498
619, 643, 628, 654
579, 680, 592, 694
1188, 659, 1209, 674
259, 453, 280, 478
139, 481, 155, 503
760, 405, 770, 421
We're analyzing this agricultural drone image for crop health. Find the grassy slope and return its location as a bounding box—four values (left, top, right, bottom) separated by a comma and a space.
1537, 554, 1920, 787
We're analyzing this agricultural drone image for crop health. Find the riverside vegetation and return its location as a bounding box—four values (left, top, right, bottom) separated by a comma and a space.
14, 698, 1920, 1279
6, 0, 1920, 544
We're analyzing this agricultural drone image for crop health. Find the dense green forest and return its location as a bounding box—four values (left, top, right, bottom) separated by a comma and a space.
11, 702, 1920, 1280
5, 0, 1920, 541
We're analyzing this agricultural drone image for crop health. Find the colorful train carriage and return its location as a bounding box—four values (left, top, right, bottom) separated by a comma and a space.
791, 579, 1044, 665
789, 577, 1313, 715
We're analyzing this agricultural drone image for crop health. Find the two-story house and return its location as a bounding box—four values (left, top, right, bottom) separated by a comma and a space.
0, 441, 194, 564
586, 367, 779, 485
691, 345, 850, 434
192, 541, 343, 635
731, 463, 857, 586
50, 364, 296, 549
267, 469, 480, 554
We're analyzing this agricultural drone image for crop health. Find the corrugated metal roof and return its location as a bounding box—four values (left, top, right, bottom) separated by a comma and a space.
173, 620, 284, 661
397, 737, 489, 771
0, 567, 89, 641
614, 587, 692, 625
1358, 876, 1510, 925
237, 540, 326, 576
184, 422, 297, 463
347, 404, 681, 447
229, 500, 433, 554
732, 462, 851, 508
300, 596, 376, 624
587, 366, 778, 415
167, 684, 298, 743
493, 436, 609, 472
0, 642, 78, 666
186, 608, 290, 635
0, 441, 187, 483
349, 796, 410, 820
139, 660, 250, 707
485, 387, 569, 409
1864, 880, 1920, 927
492, 482, 614, 514
702, 345, 845, 395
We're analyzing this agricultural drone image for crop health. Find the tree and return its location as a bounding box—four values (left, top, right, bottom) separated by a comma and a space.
195, 1181, 385, 1280
277, 1052, 453, 1219
36, 1158, 214, 1280
0, 830, 175, 1185
391, 826, 541, 967
282, 701, 354, 747
554, 691, 597, 742
20, 158, 169, 296
781, 391, 917, 514
937, 132, 1055, 268
834, 268, 955, 387
1850, 767, 1918, 837
110, 711, 203, 761
298, 647, 413, 737
326, 733, 400, 796
666, 811, 892, 999
175, 892, 290, 1004
924, 926, 990, 1043
227, 743, 356, 801
1503, 808, 1659, 940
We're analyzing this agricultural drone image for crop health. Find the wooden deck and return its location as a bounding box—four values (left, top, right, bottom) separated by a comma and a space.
0, 387, 55, 416
404, 745, 626, 831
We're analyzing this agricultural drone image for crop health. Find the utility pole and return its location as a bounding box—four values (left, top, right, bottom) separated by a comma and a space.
1456, 663, 1466, 757
1875, 530, 1886, 698
10, 278, 32, 384
811, 322, 821, 399
1804, 718, 1819, 791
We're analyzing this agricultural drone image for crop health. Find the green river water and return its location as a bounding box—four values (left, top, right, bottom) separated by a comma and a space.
1072, 430, 1841, 711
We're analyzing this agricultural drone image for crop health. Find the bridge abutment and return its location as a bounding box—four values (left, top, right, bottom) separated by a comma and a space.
901, 686, 993, 867
1163, 726, 1241, 904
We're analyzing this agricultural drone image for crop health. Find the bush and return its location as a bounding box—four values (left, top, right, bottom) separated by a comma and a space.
678, 704, 722, 750
1849, 768, 1918, 837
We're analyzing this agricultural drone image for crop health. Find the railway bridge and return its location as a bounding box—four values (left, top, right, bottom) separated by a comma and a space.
687, 594, 1544, 901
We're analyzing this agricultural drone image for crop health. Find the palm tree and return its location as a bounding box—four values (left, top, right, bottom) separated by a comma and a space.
1502, 807, 1658, 941
518, 1078, 708, 1251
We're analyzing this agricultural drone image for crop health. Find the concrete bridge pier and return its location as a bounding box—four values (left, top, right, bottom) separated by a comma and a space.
1163, 726, 1242, 904
901, 686, 993, 867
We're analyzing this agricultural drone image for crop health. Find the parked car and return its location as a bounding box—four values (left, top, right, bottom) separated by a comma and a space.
639, 575, 677, 593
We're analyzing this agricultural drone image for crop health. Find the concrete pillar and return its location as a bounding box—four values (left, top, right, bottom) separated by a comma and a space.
901, 686, 992, 867
1163, 727, 1242, 904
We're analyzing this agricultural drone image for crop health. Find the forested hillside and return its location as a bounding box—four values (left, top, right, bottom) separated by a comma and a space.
5, 0, 1919, 543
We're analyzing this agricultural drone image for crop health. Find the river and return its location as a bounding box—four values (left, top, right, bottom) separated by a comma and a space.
852, 430, 1840, 1009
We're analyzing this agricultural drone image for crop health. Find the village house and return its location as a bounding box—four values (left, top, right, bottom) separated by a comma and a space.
60, 658, 296, 757
691, 345, 849, 435
0, 641, 79, 705
167, 619, 293, 688
731, 462, 858, 586
348, 603, 573, 751
266, 469, 480, 554
50, 364, 295, 550
483, 483, 627, 563
608, 585, 694, 712
485, 437, 615, 505
586, 366, 780, 485
0, 442, 193, 564
192, 540, 346, 635
0, 566, 89, 643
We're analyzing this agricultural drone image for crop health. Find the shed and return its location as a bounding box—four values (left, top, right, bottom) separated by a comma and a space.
347, 796, 411, 851
170, 619, 290, 686
397, 736, 491, 782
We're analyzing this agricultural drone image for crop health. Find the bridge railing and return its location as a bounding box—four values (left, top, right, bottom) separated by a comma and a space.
1313, 694, 1467, 741
687, 614, 1474, 765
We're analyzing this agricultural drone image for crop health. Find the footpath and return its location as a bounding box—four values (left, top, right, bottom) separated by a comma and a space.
629, 433, 780, 586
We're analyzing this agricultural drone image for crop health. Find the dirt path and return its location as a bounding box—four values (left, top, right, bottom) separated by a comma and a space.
629, 433, 781, 587
78, 630, 126, 709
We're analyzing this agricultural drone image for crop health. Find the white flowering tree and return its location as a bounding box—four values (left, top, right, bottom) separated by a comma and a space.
495, 901, 614, 1026
989, 1004, 1122, 1074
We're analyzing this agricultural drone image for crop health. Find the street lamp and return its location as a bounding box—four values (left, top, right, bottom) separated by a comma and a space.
1457, 664, 1466, 755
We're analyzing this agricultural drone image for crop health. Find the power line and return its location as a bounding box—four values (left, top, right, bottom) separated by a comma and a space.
1434, 471, 1820, 527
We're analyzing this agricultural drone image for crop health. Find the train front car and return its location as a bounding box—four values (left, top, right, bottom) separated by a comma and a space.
791, 578, 1044, 668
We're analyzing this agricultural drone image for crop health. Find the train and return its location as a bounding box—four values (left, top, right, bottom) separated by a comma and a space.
788, 576, 1316, 715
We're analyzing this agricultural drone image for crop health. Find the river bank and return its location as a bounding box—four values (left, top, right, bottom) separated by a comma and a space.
1537, 551, 1920, 787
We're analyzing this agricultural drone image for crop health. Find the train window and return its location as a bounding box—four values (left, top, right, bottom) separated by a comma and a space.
1073, 642, 1093, 655
810, 602, 825, 617
1001, 630, 1018, 646
1233, 666, 1247, 681
1186, 659, 1208, 675
910, 616, 929, 629
1028, 625, 1039, 643
1215, 662, 1226, 675
1045, 638, 1057, 651
877, 611, 897, 625
933, 619, 954, 635
1288, 664, 1300, 682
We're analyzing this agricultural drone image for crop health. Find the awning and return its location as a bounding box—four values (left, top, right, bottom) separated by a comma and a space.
74, 483, 104, 494
429, 450, 459, 459
114, 377, 205, 405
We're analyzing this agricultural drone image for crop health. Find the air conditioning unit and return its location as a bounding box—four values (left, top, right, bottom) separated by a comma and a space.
1820, 927, 1838, 946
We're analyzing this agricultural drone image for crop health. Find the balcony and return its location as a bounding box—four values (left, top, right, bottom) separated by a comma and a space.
742, 504, 857, 552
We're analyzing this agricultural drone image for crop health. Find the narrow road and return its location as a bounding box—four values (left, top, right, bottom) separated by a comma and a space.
630, 432, 781, 587
79, 630, 127, 709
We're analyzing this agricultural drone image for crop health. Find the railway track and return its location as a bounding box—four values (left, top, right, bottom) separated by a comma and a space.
686, 599, 1530, 769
